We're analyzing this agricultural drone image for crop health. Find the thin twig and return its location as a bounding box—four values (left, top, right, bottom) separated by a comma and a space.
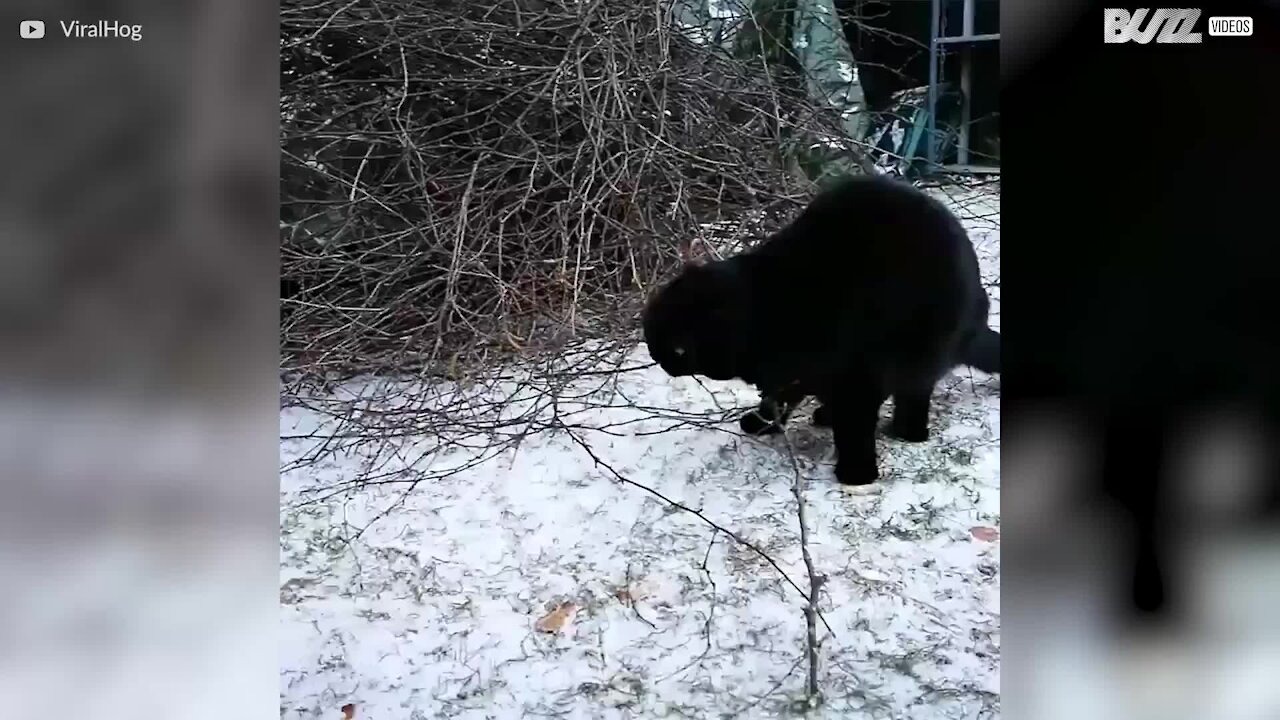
782, 430, 826, 706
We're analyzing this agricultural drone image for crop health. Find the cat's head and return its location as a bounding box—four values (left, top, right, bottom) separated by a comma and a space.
641, 261, 747, 382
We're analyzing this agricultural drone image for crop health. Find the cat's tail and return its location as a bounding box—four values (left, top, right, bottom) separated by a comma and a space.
961, 326, 1001, 374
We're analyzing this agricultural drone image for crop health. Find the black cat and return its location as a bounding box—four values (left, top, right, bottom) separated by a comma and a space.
642, 174, 999, 485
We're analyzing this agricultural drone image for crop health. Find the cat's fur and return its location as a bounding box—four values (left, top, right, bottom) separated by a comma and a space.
642, 174, 999, 485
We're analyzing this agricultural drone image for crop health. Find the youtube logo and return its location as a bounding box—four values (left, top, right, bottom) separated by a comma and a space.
20, 20, 45, 39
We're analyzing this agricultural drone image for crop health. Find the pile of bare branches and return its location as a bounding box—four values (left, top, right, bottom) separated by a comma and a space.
281, 0, 866, 381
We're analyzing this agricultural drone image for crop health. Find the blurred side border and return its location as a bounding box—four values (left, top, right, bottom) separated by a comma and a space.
0, 1, 280, 719
1002, 2, 1280, 719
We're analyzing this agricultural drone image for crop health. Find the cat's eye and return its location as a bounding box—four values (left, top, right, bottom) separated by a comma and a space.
673, 347, 686, 356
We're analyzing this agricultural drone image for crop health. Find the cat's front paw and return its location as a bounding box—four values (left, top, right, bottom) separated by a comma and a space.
834, 459, 878, 486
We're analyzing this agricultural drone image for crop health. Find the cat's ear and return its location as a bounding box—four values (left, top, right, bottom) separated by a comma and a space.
678, 237, 712, 266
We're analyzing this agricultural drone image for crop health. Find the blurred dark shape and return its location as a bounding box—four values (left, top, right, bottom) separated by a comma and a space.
0, 0, 277, 400
1004, 3, 1280, 717
1006, 0, 1280, 629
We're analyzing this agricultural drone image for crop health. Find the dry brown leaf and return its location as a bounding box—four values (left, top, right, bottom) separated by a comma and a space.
970, 526, 1000, 542
535, 602, 578, 633
614, 589, 633, 605
340, 703, 355, 719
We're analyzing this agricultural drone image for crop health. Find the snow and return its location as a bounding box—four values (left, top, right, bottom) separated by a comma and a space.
280, 186, 1001, 718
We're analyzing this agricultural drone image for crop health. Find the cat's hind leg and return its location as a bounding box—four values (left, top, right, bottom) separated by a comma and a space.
830, 376, 889, 485
885, 368, 942, 443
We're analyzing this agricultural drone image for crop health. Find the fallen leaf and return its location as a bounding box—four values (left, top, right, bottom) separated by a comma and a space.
614, 589, 633, 605
340, 704, 355, 719
970, 526, 999, 542
535, 602, 578, 633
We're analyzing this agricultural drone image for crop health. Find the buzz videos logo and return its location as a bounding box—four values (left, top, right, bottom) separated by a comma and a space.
1104, 8, 1203, 43
1105, 9, 1254, 43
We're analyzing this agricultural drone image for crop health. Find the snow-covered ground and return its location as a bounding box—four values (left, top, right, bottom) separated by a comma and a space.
280, 185, 1001, 719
